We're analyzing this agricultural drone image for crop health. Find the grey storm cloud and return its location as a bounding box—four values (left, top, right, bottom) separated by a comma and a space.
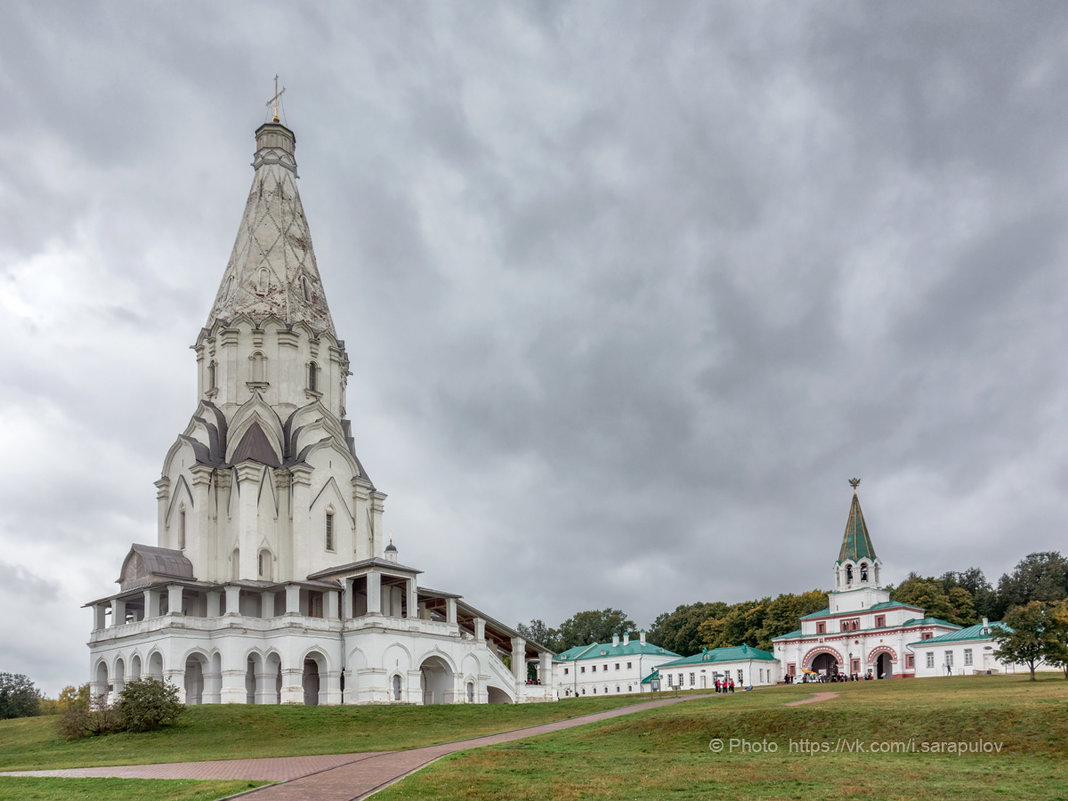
2, 1, 1068, 694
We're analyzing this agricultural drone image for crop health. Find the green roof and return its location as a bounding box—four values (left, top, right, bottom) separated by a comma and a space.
657, 644, 777, 667
799, 607, 830, 620
837, 489, 877, 564
556, 640, 680, 661
908, 621, 1005, 646
771, 628, 804, 641
900, 617, 960, 629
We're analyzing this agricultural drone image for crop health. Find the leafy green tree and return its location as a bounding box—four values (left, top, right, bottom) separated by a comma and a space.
554, 609, 635, 652
993, 602, 1058, 681
0, 673, 41, 720
515, 619, 559, 653
1042, 601, 1068, 680
994, 552, 1068, 618
890, 574, 976, 626
647, 602, 729, 656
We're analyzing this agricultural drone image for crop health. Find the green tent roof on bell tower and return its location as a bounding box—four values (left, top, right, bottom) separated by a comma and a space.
837, 480, 877, 564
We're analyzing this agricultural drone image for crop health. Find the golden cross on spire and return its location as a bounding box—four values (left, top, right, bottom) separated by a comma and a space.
266, 74, 286, 122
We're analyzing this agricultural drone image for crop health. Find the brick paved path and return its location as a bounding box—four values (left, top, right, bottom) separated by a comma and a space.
3, 694, 713, 799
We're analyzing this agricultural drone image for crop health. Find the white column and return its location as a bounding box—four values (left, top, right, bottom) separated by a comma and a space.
540, 652, 553, 693
511, 637, 526, 684
93, 603, 108, 630
280, 667, 304, 704
446, 597, 457, 624
475, 617, 486, 641
219, 661, 245, 704
406, 579, 418, 620
322, 669, 342, 705
225, 585, 241, 615
206, 590, 222, 617
366, 572, 381, 614
111, 598, 126, 627
144, 589, 161, 619
326, 590, 339, 620
262, 591, 276, 618
167, 585, 184, 615
285, 584, 301, 615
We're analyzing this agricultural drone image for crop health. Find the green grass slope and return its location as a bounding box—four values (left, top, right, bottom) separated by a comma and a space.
375, 676, 1068, 801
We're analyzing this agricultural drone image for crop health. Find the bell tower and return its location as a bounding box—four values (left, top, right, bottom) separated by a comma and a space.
828, 479, 889, 613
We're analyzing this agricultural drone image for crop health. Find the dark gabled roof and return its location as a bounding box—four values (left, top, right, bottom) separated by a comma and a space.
230, 421, 282, 467
306, 557, 423, 580
117, 544, 195, 590
838, 489, 877, 564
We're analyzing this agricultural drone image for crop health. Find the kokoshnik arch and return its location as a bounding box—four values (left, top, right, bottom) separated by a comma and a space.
85, 114, 555, 706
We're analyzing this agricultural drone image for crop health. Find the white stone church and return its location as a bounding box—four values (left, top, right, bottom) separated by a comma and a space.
86, 118, 555, 706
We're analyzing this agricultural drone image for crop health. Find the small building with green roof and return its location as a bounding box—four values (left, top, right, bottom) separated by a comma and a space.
553, 631, 681, 698
643, 644, 780, 690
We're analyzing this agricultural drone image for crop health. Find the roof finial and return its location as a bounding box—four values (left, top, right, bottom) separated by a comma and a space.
849, 477, 861, 492
266, 74, 286, 123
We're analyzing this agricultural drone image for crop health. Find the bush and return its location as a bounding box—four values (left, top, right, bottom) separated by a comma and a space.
58, 679, 183, 740
114, 678, 183, 732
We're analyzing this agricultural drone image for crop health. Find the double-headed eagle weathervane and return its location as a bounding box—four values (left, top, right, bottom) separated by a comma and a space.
849, 477, 861, 491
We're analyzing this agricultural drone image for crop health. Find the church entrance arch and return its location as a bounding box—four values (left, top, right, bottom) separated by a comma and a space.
876, 653, 893, 679
303, 653, 325, 706
811, 652, 839, 678
184, 655, 206, 704
419, 656, 452, 705
148, 651, 164, 680
266, 653, 282, 704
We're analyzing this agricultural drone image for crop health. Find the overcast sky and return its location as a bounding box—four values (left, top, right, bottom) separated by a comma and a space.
3, 1, 1068, 695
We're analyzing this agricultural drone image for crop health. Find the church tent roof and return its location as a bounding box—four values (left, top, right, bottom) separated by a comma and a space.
837, 488, 877, 564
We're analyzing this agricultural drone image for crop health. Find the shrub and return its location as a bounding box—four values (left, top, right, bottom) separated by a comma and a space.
58, 679, 183, 740
114, 678, 184, 732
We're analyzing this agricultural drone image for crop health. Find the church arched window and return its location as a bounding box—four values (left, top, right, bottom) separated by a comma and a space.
301, 275, 311, 303
178, 508, 186, 550
466, 682, 474, 703
258, 548, 272, 581
860, 562, 869, 582
231, 548, 240, 581
308, 361, 318, 393
845, 564, 853, 584
392, 674, 402, 701
257, 268, 270, 295
207, 361, 217, 392
325, 511, 335, 552
250, 351, 267, 383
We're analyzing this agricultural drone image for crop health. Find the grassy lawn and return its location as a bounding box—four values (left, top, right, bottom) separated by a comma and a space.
374, 675, 1068, 801
0, 778, 264, 801
0, 694, 653, 771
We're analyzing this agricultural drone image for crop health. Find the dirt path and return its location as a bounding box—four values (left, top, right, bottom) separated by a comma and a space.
3, 694, 715, 799
782, 691, 838, 706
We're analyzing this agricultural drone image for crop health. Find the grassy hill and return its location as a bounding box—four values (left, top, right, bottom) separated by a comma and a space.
1, 676, 1064, 801
374, 675, 1068, 801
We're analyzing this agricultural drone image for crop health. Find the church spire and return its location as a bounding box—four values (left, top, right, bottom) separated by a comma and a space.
204, 117, 336, 336
837, 478, 877, 564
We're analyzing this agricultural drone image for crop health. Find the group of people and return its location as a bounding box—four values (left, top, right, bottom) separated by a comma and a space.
714, 677, 735, 694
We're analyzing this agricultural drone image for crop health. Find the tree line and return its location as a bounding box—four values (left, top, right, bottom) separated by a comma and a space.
517, 551, 1068, 657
